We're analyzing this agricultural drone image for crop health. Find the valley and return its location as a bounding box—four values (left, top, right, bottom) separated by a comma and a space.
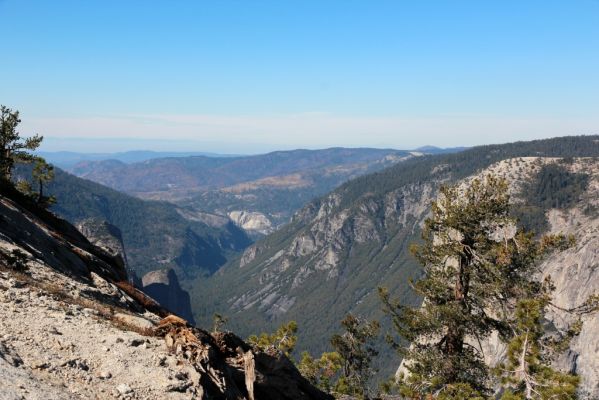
188, 136, 599, 384
4, 134, 599, 398
5, 2, 598, 397
65, 148, 419, 236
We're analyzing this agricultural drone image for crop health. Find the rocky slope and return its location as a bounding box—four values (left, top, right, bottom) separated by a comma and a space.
543, 207, 599, 399
189, 136, 599, 381
74, 218, 197, 325
0, 187, 330, 399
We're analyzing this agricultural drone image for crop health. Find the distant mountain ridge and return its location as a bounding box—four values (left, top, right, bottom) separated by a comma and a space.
67, 148, 413, 194
37, 150, 240, 168
65, 147, 436, 237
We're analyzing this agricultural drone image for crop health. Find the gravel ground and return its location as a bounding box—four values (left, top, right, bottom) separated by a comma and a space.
0, 263, 198, 400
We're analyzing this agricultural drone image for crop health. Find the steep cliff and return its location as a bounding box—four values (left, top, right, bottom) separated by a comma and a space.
75, 218, 135, 281
189, 136, 599, 380
392, 156, 599, 398
141, 269, 196, 325
0, 186, 331, 399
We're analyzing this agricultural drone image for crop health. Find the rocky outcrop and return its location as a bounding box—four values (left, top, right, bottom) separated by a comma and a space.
0, 190, 127, 284
228, 211, 274, 236
542, 208, 599, 398
0, 188, 330, 399
76, 218, 128, 263
155, 315, 332, 400
395, 157, 599, 398
142, 269, 196, 325
76, 218, 138, 284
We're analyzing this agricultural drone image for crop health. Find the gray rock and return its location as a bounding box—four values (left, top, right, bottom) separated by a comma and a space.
98, 370, 112, 379
116, 383, 133, 395
128, 338, 145, 347
140, 269, 195, 324
114, 313, 155, 331
31, 361, 50, 370
166, 381, 192, 392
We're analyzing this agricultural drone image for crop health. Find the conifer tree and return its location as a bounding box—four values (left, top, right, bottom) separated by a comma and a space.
248, 321, 298, 357
298, 351, 343, 392
0, 105, 43, 182
331, 314, 380, 399
498, 294, 579, 400
380, 175, 574, 398
32, 157, 56, 206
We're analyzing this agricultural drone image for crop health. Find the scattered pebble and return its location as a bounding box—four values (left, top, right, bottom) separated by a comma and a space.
116, 383, 133, 395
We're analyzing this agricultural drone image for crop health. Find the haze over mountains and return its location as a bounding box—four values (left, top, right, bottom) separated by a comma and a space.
62, 148, 430, 236
37, 150, 240, 169
187, 136, 599, 383
6, 135, 599, 397
38, 146, 466, 169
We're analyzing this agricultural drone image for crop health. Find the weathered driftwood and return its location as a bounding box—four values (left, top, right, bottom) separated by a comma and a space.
154, 315, 333, 400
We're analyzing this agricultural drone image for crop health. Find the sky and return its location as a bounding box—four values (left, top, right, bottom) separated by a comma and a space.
1, 0, 598, 153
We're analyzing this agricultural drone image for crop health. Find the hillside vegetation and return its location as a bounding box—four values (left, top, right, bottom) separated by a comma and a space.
189, 136, 599, 381
68, 148, 417, 234
25, 168, 252, 279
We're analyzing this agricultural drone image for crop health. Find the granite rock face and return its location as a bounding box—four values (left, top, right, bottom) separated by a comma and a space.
228, 210, 274, 237
141, 269, 196, 325
540, 206, 599, 399
76, 218, 138, 284
395, 157, 599, 399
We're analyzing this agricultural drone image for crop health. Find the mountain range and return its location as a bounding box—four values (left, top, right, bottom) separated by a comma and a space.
64, 148, 436, 236
37, 150, 240, 169
12, 137, 599, 396
187, 136, 599, 384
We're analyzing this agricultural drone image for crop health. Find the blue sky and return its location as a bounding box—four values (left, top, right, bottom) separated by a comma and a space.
1, 0, 598, 153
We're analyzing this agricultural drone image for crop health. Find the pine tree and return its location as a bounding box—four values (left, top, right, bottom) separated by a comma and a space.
298, 351, 343, 392
248, 321, 298, 357
330, 314, 380, 399
498, 294, 579, 400
32, 157, 56, 207
0, 105, 43, 182
379, 175, 573, 398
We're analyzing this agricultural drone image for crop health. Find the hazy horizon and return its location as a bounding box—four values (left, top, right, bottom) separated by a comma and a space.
37, 136, 471, 155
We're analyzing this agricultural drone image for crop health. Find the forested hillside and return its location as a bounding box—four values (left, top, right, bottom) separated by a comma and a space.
189, 136, 599, 380
13, 167, 252, 279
